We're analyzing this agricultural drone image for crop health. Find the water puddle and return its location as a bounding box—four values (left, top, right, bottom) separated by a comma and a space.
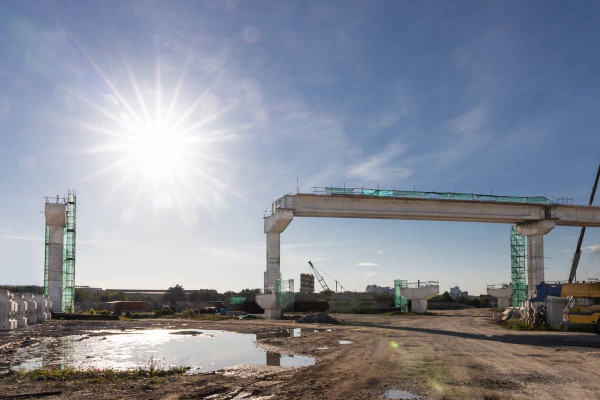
338, 340, 354, 345
382, 389, 421, 399
2, 329, 314, 373
314, 346, 329, 350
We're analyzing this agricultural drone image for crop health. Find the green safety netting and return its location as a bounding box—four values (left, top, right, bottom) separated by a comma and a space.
394, 279, 408, 313
43, 225, 49, 296
323, 187, 557, 205
230, 297, 246, 304
275, 279, 295, 312
62, 194, 76, 313
510, 226, 527, 307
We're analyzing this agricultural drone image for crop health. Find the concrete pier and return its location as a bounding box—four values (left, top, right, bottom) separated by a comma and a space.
487, 285, 512, 309
516, 220, 555, 299
398, 283, 439, 313
258, 210, 293, 319
46, 202, 67, 312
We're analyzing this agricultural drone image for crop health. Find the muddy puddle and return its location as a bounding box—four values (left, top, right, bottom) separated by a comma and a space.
2, 329, 314, 373
382, 389, 421, 399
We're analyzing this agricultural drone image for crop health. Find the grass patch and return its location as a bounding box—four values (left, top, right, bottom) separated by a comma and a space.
3, 365, 190, 383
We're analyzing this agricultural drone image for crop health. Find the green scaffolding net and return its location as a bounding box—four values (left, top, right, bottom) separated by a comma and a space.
394, 279, 408, 313
323, 187, 557, 205
275, 279, 294, 312
510, 226, 526, 307
230, 297, 246, 304
62, 193, 76, 313
43, 225, 49, 296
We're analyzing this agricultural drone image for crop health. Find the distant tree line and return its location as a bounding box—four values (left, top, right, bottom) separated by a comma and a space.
429, 291, 491, 308
75, 285, 260, 303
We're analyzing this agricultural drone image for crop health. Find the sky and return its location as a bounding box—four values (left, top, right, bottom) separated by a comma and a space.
1, 0, 600, 296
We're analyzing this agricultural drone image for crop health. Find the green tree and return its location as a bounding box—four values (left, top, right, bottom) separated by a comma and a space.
164, 285, 186, 302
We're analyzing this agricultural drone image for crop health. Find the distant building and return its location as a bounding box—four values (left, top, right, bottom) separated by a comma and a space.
449, 286, 468, 299
300, 274, 315, 293
365, 285, 394, 295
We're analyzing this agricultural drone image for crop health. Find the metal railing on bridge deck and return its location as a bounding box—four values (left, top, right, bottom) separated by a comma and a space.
404, 281, 439, 288
487, 283, 511, 290
311, 187, 558, 205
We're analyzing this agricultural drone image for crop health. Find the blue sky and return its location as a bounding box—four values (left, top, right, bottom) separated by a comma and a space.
1, 1, 599, 295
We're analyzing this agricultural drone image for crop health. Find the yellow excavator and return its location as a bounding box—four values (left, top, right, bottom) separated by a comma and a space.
562, 282, 600, 331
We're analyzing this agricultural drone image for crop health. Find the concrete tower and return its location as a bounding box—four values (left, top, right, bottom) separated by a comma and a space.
44, 192, 76, 313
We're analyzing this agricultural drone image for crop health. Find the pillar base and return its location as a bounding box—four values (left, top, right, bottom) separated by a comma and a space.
411, 299, 428, 313
264, 308, 283, 319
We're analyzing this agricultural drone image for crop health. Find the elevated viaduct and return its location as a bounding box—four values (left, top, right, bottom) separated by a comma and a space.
258, 191, 600, 318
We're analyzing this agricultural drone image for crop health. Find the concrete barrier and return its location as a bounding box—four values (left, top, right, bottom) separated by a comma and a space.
11, 293, 28, 328
0, 291, 17, 330
23, 293, 38, 324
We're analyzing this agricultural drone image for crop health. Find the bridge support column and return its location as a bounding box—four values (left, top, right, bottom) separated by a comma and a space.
516, 220, 555, 300
266, 232, 281, 290
257, 210, 293, 320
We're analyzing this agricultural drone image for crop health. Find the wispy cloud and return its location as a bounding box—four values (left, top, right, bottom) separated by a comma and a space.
582, 244, 600, 254
357, 262, 379, 267
346, 142, 412, 182
0, 233, 37, 241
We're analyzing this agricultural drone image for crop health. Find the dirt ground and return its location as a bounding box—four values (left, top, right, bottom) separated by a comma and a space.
1, 309, 600, 399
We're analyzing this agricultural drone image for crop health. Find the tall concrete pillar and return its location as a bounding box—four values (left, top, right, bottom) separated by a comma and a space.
256, 210, 293, 319
266, 232, 281, 290
45, 202, 66, 313
516, 220, 555, 300
527, 235, 545, 299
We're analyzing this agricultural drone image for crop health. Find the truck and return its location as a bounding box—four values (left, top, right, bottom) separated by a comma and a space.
562, 282, 600, 331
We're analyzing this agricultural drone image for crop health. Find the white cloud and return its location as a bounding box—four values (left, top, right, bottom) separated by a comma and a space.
376, 250, 384, 255
357, 262, 379, 267
346, 142, 412, 182
364, 272, 378, 278
582, 244, 600, 254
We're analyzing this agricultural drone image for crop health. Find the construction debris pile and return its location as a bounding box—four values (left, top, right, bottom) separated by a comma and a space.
0, 290, 51, 330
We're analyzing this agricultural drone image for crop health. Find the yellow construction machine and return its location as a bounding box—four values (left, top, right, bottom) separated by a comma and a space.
562, 282, 600, 330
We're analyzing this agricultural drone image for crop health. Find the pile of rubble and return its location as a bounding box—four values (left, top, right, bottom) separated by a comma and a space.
0, 291, 52, 331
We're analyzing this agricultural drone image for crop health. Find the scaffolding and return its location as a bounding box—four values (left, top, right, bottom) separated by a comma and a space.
510, 226, 526, 307
394, 279, 408, 313
275, 279, 294, 312
43, 225, 49, 296
62, 192, 76, 313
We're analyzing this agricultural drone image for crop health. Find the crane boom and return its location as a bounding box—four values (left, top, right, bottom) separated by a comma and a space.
308, 261, 330, 292
568, 161, 600, 283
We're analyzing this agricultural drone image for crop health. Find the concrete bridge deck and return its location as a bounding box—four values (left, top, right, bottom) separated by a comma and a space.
267, 193, 600, 228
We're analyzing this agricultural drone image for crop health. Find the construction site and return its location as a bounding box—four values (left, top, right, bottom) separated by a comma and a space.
1, 173, 600, 400
2, 3, 600, 398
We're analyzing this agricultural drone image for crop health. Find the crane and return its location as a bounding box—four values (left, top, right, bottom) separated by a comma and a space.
568, 161, 600, 283
308, 261, 346, 293
308, 261, 330, 292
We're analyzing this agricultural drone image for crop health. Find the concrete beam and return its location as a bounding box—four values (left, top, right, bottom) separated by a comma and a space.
272, 194, 600, 227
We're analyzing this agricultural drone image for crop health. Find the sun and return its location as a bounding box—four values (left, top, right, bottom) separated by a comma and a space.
132, 123, 185, 179
71, 46, 236, 215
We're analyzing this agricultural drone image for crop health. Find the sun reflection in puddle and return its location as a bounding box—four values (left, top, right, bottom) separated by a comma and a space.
3, 329, 314, 373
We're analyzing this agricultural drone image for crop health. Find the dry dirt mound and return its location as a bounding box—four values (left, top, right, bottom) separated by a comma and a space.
298, 312, 339, 325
